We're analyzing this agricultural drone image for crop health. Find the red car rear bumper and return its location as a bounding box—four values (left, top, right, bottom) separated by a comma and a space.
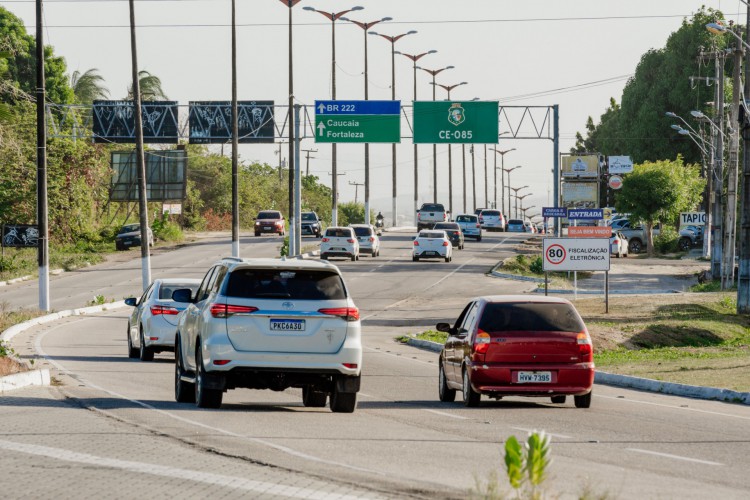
468, 362, 594, 396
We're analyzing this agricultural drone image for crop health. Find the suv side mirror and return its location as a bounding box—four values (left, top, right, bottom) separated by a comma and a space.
171, 288, 194, 303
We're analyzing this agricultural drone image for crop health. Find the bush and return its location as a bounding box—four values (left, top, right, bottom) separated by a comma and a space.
529, 256, 544, 275
152, 217, 184, 243
654, 227, 679, 253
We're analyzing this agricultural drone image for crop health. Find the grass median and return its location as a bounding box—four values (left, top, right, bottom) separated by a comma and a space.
407, 292, 750, 393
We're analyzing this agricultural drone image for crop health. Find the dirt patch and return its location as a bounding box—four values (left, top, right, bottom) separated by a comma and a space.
0, 356, 29, 377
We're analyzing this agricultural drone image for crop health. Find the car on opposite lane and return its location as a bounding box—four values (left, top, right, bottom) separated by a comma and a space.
432, 222, 464, 249
254, 210, 286, 237
455, 214, 482, 241
320, 226, 360, 261
125, 278, 201, 361
115, 223, 154, 251
171, 258, 362, 412
301, 211, 323, 238
350, 224, 380, 257
412, 230, 453, 262
437, 295, 594, 408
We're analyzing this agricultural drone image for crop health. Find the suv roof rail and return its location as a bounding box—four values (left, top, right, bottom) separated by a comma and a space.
221, 256, 244, 263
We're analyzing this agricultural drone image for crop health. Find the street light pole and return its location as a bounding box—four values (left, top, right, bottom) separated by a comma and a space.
483, 144, 488, 207
398, 49, 437, 223
509, 185, 529, 218
35, 0, 49, 310
490, 148, 515, 214
342, 16, 391, 225
504, 166, 522, 217
419, 65, 454, 202
470, 145, 476, 210
370, 30, 416, 228
304, 5, 364, 227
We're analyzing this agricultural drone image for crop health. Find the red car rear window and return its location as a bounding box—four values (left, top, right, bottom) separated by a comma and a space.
478, 303, 585, 333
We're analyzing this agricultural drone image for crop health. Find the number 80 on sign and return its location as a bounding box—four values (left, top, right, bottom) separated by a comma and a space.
546, 244, 566, 265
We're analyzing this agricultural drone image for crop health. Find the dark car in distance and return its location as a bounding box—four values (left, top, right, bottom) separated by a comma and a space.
115, 223, 154, 251
301, 211, 323, 237
433, 222, 464, 249
437, 295, 594, 408
254, 210, 285, 237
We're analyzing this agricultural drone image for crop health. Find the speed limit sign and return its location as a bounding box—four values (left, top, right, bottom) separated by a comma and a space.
545, 244, 566, 265
542, 238, 610, 271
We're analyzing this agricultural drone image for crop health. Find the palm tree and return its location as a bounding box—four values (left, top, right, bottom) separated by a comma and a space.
127, 70, 168, 101
70, 68, 109, 104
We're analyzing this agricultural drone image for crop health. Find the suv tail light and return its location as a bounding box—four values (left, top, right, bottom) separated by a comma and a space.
210, 303, 258, 318
443, 213, 447, 221
442, 241, 449, 246
413, 240, 419, 246
322, 237, 330, 242
476, 223, 481, 228
318, 307, 360, 322
347, 238, 355, 243
368, 237, 375, 242
577, 331, 593, 359
472, 329, 491, 354
150, 305, 179, 316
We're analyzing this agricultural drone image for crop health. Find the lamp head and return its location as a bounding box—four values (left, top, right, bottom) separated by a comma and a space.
302, 6, 316, 11
706, 22, 727, 35
690, 110, 705, 119
665, 111, 677, 118
670, 124, 682, 131
381, 17, 393, 22
678, 129, 691, 136
351, 6, 365, 11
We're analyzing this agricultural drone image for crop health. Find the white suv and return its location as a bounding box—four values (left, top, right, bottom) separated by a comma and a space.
172, 257, 362, 412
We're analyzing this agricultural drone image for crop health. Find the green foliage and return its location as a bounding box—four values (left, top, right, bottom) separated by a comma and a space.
0, 339, 16, 357
337, 201, 365, 226
70, 68, 109, 104
616, 157, 704, 255
653, 226, 680, 253
572, 7, 723, 164
279, 236, 289, 257
152, 215, 183, 243
500, 431, 552, 498
529, 256, 544, 275
503, 436, 524, 490
126, 70, 168, 101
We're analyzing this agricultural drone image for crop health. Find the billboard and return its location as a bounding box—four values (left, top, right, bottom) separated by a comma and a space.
413, 101, 499, 144
608, 155, 633, 174
561, 154, 599, 178
561, 182, 598, 209
93, 100, 179, 144
189, 101, 275, 144
2, 224, 39, 248
110, 150, 187, 202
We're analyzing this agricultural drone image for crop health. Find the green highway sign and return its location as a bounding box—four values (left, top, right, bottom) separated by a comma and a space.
412, 101, 499, 144
314, 100, 401, 143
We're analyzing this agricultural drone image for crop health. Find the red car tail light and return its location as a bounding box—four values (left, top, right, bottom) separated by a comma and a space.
442, 241, 449, 246
318, 307, 360, 322
368, 237, 375, 242
342, 363, 358, 369
210, 303, 258, 318
577, 331, 593, 358
150, 305, 179, 316
321, 237, 330, 242
473, 330, 491, 354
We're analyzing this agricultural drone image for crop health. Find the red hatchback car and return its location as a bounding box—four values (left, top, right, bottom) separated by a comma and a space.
437, 295, 594, 408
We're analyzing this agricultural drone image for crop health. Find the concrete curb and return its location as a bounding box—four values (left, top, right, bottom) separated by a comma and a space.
404, 338, 750, 406
0, 369, 50, 393
0, 301, 128, 392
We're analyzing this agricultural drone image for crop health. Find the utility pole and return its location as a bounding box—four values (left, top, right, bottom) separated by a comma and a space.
349, 180, 364, 204
713, 50, 726, 282
470, 145, 477, 210
724, 42, 742, 288
302, 148, 317, 176
462, 145, 467, 213
483, 144, 488, 208
36, 0, 49, 311
739, 3, 750, 312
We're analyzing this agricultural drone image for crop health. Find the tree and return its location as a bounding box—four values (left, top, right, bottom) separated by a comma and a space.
126, 70, 168, 101
572, 7, 724, 164
615, 157, 704, 255
0, 7, 74, 105
70, 68, 109, 104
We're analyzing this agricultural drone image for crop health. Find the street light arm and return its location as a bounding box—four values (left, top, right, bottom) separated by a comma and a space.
665, 111, 702, 138
691, 109, 728, 139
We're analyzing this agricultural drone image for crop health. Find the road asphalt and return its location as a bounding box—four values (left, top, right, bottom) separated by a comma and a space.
2, 230, 747, 407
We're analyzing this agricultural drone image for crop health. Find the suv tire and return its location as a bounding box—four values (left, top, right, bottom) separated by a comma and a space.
302, 386, 327, 408
678, 237, 692, 251
438, 362, 456, 402
330, 389, 357, 413
174, 336, 195, 403
195, 344, 223, 409
462, 368, 480, 407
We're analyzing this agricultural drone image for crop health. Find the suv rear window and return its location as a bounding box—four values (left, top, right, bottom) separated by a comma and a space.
352, 227, 373, 237
420, 204, 444, 212
225, 269, 346, 300
508, 219, 523, 225
482, 210, 500, 216
479, 303, 585, 333
455, 215, 476, 222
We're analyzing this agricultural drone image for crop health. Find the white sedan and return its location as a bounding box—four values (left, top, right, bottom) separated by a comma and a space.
350, 224, 381, 257
412, 230, 453, 262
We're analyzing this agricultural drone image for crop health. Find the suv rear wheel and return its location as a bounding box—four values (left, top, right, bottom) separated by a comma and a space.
330, 385, 357, 413
195, 343, 223, 409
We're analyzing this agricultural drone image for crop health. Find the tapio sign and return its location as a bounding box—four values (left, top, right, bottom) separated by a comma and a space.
680, 212, 706, 226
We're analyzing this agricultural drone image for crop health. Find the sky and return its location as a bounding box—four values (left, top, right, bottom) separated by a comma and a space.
1, 0, 741, 221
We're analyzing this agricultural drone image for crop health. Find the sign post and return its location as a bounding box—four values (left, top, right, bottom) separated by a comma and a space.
314, 100, 401, 143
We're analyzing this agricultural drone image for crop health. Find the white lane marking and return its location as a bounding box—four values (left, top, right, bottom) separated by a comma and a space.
0, 440, 370, 499
510, 427, 572, 440
423, 409, 469, 420
34, 322, 384, 477
627, 448, 723, 466
596, 394, 750, 421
